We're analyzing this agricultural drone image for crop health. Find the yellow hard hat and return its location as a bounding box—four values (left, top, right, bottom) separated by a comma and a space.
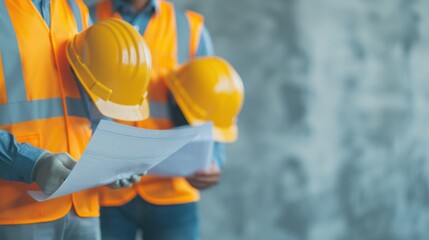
66, 18, 151, 121
165, 57, 244, 143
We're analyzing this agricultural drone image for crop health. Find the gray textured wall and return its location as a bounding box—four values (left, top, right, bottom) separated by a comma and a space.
86, 0, 429, 239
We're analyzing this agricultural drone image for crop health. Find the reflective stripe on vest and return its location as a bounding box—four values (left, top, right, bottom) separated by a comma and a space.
175, 9, 190, 64
149, 101, 170, 119
0, 98, 87, 125
67, 0, 84, 32
0, 0, 27, 103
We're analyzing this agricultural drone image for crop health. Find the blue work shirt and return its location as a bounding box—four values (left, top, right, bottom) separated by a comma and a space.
32, 0, 51, 27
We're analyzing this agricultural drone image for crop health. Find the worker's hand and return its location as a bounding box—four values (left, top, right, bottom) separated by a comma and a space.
108, 173, 143, 189
32, 152, 77, 195
186, 163, 221, 190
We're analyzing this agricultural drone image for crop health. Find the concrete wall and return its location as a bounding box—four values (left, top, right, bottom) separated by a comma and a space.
85, 0, 429, 239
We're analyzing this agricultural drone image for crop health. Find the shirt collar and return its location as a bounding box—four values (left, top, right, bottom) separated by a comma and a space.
113, 0, 159, 15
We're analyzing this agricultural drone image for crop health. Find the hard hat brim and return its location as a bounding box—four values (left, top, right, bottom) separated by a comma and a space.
213, 124, 238, 143
181, 113, 238, 143
90, 91, 150, 121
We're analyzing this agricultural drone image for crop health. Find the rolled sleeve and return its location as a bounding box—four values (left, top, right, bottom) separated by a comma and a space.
13, 143, 44, 183
212, 142, 226, 169
0, 130, 44, 183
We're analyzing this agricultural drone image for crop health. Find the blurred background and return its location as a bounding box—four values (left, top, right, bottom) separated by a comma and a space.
86, 0, 429, 239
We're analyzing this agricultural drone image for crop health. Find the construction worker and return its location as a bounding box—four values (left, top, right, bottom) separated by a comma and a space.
90, 0, 230, 239
0, 1, 150, 238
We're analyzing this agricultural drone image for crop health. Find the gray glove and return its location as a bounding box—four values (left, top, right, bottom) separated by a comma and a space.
108, 173, 145, 189
32, 152, 77, 195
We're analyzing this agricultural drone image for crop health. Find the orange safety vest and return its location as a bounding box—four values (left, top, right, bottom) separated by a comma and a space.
93, 0, 204, 206
0, 0, 99, 224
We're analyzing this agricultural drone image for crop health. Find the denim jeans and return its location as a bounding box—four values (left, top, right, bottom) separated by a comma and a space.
100, 196, 199, 240
0, 209, 100, 240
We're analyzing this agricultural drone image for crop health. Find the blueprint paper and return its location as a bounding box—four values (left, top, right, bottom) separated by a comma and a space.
148, 123, 214, 177
28, 120, 199, 202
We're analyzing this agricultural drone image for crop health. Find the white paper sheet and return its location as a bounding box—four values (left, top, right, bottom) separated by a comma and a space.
148, 123, 214, 177
28, 119, 200, 202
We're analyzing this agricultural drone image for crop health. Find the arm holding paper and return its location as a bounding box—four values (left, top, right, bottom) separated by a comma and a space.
186, 142, 225, 190
28, 120, 200, 202
32, 152, 77, 195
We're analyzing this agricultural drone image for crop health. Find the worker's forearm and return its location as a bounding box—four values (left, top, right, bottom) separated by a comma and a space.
0, 130, 44, 183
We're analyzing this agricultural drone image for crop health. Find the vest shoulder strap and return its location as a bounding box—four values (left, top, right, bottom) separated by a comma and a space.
174, 7, 190, 64
185, 11, 204, 58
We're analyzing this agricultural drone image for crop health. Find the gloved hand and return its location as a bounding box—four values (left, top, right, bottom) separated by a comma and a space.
32, 152, 77, 195
108, 173, 144, 189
